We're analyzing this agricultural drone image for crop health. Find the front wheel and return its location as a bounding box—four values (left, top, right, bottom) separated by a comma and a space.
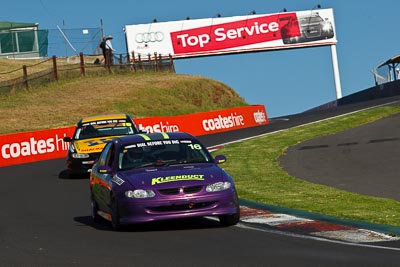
219, 211, 240, 226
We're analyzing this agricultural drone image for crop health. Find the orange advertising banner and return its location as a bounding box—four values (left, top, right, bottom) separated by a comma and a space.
0, 126, 75, 167
0, 105, 268, 167
135, 105, 268, 136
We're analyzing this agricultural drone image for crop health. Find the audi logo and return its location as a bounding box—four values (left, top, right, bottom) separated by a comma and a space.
135, 32, 164, 43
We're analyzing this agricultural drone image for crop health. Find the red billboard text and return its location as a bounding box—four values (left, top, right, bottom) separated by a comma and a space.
171, 13, 298, 54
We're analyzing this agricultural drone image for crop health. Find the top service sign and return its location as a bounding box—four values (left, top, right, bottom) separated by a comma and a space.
125, 8, 337, 59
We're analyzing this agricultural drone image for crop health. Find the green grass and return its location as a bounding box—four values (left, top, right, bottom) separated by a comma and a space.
0, 72, 247, 134
216, 106, 400, 226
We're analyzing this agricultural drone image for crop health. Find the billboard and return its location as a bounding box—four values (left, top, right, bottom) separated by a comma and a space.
125, 8, 337, 59
0, 105, 267, 167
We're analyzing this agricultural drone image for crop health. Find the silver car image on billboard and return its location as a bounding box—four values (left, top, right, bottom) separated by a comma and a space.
280, 12, 334, 44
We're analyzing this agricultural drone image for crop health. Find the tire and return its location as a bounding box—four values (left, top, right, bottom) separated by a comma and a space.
219, 192, 240, 226
91, 197, 101, 223
110, 198, 121, 231
219, 212, 240, 226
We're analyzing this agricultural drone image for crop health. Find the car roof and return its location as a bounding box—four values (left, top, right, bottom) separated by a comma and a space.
116, 132, 195, 146
80, 113, 130, 124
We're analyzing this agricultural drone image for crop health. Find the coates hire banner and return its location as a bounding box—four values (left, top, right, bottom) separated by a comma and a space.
125, 8, 337, 59
0, 105, 267, 167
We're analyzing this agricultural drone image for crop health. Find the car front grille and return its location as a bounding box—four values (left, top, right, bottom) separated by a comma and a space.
148, 201, 216, 212
158, 185, 203, 195
89, 152, 101, 160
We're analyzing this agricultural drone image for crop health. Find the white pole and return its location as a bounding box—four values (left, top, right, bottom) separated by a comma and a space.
330, 44, 342, 99
56, 25, 78, 55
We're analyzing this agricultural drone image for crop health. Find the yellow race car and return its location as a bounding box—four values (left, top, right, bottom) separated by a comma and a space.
63, 114, 141, 176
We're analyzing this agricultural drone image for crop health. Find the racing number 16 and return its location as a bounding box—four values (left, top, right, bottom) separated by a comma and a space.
188, 144, 202, 150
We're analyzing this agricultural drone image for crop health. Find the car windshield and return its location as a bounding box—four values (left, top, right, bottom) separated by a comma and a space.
300, 15, 323, 24
75, 119, 135, 140
118, 139, 213, 170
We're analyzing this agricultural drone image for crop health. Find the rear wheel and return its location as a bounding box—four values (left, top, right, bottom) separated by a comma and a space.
90, 197, 101, 223
110, 198, 121, 231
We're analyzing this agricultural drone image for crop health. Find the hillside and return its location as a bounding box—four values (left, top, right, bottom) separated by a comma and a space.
0, 64, 248, 134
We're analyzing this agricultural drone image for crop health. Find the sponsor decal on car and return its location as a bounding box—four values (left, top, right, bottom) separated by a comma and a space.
151, 174, 205, 185
112, 175, 125, 186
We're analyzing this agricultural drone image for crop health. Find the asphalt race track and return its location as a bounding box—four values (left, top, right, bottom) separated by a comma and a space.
1, 96, 400, 266
280, 112, 400, 201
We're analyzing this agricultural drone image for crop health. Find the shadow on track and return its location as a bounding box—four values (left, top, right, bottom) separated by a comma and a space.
74, 215, 224, 232
58, 169, 90, 179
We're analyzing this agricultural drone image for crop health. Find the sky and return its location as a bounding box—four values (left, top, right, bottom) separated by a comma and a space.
2, 0, 400, 118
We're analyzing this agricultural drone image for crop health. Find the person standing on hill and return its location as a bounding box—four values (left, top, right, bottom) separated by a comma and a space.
99, 37, 107, 64
105, 35, 115, 64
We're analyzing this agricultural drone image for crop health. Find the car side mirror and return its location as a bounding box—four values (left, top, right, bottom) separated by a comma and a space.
63, 136, 72, 142
98, 166, 112, 174
214, 155, 227, 164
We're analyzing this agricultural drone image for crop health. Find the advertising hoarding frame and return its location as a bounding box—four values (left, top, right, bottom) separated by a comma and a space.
125, 8, 342, 99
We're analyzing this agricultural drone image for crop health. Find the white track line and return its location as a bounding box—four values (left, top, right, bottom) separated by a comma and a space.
236, 222, 400, 252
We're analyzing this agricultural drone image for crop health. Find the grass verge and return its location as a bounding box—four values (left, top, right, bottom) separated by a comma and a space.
216, 106, 400, 226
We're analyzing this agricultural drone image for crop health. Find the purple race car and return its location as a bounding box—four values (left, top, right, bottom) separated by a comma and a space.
89, 132, 240, 230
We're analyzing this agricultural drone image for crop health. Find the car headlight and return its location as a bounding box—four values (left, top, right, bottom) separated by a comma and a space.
68, 144, 89, 158
125, 189, 155, 198
206, 182, 231, 192
322, 23, 331, 32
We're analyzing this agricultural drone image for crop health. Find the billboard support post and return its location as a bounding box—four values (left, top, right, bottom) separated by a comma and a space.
330, 44, 342, 99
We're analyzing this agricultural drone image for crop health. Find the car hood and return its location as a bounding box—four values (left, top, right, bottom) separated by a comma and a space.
118, 164, 226, 189
73, 136, 116, 154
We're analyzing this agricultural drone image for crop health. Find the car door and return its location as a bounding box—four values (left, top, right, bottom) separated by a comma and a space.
92, 142, 114, 212
101, 143, 117, 212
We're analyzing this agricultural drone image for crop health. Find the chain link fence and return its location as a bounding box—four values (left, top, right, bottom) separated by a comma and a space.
46, 27, 103, 58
